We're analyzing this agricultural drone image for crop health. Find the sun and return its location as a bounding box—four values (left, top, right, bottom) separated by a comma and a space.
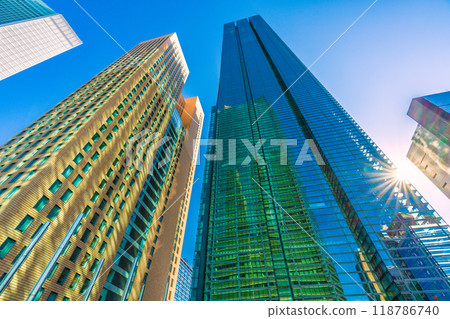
393, 161, 417, 182
395, 166, 409, 181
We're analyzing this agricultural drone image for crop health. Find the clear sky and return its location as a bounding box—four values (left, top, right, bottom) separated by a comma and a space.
0, 0, 449, 265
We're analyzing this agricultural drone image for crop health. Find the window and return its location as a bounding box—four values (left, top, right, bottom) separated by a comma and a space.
91, 152, 99, 162
82, 162, 92, 173
47, 205, 61, 220
99, 143, 107, 151
62, 165, 74, 178
99, 241, 107, 254
79, 279, 91, 294
47, 263, 59, 280
90, 213, 99, 226
61, 189, 73, 203
49, 179, 62, 193
9, 172, 23, 184
22, 170, 36, 181
32, 288, 44, 301
99, 220, 107, 232
83, 143, 92, 153
80, 229, 91, 243
91, 192, 99, 203
83, 205, 92, 218
107, 206, 113, 217
4, 186, 20, 199
99, 199, 107, 211
113, 213, 120, 223
0, 237, 16, 259
150, 247, 155, 256
90, 236, 99, 248
61, 242, 71, 257
34, 196, 49, 212
62, 297, 70, 301
69, 273, 81, 290
0, 174, 11, 185
92, 133, 100, 142
47, 291, 58, 301
99, 179, 107, 189
80, 253, 91, 268
56, 267, 70, 285
106, 226, 114, 238
90, 259, 100, 272
38, 156, 50, 166
73, 153, 83, 164
16, 215, 34, 233
73, 175, 83, 187
69, 246, 82, 262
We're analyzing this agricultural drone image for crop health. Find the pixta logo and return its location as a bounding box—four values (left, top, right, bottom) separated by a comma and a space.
127, 131, 325, 175
195, 138, 325, 166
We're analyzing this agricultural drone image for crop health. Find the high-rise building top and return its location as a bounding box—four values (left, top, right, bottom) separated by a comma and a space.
0, 0, 54, 25
0, 33, 203, 301
192, 15, 450, 301
407, 91, 450, 198
174, 258, 193, 301
0, 0, 82, 80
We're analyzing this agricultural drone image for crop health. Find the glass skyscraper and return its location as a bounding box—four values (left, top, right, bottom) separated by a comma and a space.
0, 0, 81, 80
191, 15, 450, 301
0, 33, 203, 301
407, 91, 450, 199
174, 258, 193, 301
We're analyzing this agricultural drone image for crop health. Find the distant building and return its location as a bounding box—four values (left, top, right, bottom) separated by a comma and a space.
174, 258, 193, 301
407, 91, 450, 198
0, 0, 82, 80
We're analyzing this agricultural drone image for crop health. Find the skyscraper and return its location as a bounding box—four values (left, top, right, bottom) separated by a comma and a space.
174, 258, 193, 301
191, 15, 450, 301
406, 91, 450, 198
0, 0, 81, 81
0, 33, 203, 301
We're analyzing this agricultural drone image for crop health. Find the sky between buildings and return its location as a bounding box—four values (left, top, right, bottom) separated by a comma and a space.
0, 0, 449, 265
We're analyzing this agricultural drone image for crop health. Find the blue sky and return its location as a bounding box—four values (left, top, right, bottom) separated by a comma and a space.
0, 0, 449, 265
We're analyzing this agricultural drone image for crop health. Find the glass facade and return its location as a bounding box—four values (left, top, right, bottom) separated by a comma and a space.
191, 15, 450, 301
407, 91, 450, 198
174, 258, 193, 301
0, 0, 81, 81
0, 0, 54, 25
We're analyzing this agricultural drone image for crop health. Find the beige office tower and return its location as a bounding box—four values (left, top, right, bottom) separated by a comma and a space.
0, 33, 204, 301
